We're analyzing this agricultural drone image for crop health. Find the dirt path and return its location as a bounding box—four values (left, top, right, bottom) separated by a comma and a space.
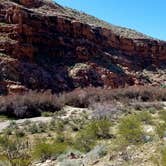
0, 106, 89, 133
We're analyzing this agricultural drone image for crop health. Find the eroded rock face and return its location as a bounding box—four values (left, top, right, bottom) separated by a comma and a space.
0, 0, 165, 94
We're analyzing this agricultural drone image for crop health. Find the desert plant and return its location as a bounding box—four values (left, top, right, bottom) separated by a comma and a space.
159, 110, 166, 122
86, 119, 112, 139
74, 129, 96, 152
27, 123, 40, 134
118, 114, 144, 144
90, 102, 121, 120
156, 122, 166, 138
0, 86, 165, 119
15, 129, 26, 138
0, 136, 31, 166
49, 119, 66, 132
161, 147, 166, 166
74, 119, 111, 152
136, 111, 153, 124
0, 90, 63, 118
32, 141, 67, 161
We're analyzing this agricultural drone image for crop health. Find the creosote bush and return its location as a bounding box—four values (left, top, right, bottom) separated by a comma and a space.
136, 111, 153, 125
159, 110, 166, 122
74, 119, 112, 152
161, 147, 166, 166
118, 114, 144, 144
33, 141, 67, 162
85, 119, 112, 139
156, 122, 166, 138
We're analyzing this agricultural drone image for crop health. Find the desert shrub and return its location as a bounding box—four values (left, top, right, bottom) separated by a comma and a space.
0, 86, 165, 119
22, 120, 31, 126
90, 102, 122, 120
136, 111, 153, 124
55, 132, 73, 146
0, 136, 31, 166
148, 107, 158, 114
161, 84, 166, 89
161, 147, 166, 166
85, 119, 112, 139
59, 86, 166, 109
74, 129, 96, 152
27, 122, 48, 134
159, 110, 166, 122
49, 119, 66, 132
38, 122, 48, 133
69, 116, 88, 131
156, 122, 166, 138
32, 141, 67, 162
15, 129, 26, 137
57, 150, 83, 162
3, 127, 13, 135
59, 88, 97, 108
0, 90, 63, 118
56, 133, 66, 143
74, 119, 111, 152
83, 145, 107, 165
27, 123, 40, 134
118, 114, 144, 144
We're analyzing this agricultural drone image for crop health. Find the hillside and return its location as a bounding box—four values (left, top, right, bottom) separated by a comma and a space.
0, 0, 166, 94
0, 1, 166, 165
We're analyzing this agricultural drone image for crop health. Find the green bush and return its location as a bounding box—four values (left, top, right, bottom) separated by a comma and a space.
159, 110, 166, 122
32, 141, 67, 161
161, 147, 166, 166
74, 129, 96, 152
49, 119, 65, 132
137, 111, 153, 124
27, 123, 40, 134
118, 115, 144, 144
74, 119, 111, 152
156, 122, 166, 138
38, 122, 48, 133
0, 136, 31, 166
86, 119, 112, 139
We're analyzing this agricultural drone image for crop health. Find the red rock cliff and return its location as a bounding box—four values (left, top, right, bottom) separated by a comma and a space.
0, 0, 165, 94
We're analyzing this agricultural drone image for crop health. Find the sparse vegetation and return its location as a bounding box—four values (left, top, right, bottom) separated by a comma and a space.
136, 111, 153, 124
118, 114, 144, 144
65, 7, 152, 39
161, 147, 166, 166
0, 86, 165, 165
159, 110, 166, 122
156, 122, 166, 138
0, 91, 63, 118
0, 86, 165, 118
33, 141, 67, 162
74, 119, 111, 152
0, 136, 31, 166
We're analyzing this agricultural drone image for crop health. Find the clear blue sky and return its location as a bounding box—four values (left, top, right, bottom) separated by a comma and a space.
54, 0, 166, 41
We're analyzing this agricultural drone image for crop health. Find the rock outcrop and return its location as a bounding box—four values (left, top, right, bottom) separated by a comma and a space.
0, 0, 165, 94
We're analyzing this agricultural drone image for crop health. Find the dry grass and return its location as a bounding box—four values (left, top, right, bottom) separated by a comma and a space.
0, 90, 64, 118
0, 86, 165, 118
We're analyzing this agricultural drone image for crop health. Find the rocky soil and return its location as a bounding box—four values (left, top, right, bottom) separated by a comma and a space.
0, 0, 165, 94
